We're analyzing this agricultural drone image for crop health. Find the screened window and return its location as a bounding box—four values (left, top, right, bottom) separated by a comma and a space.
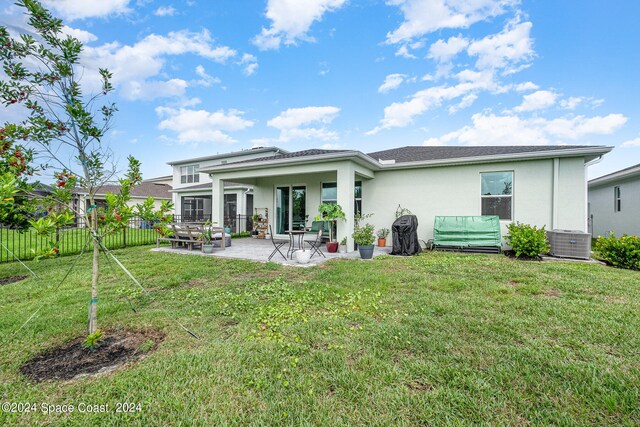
181, 196, 211, 221
180, 165, 200, 184
481, 172, 513, 220
614, 186, 621, 212
321, 181, 363, 214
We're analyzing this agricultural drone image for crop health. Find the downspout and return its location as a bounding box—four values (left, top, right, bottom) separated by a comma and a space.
552, 158, 559, 230
584, 155, 604, 233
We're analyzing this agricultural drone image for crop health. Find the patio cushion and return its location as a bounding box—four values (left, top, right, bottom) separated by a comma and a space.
211, 234, 232, 247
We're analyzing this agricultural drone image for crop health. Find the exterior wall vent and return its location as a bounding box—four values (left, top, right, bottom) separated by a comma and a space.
546, 229, 591, 259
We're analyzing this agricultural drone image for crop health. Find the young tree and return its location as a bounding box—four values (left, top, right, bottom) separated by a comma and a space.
0, 0, 135, 335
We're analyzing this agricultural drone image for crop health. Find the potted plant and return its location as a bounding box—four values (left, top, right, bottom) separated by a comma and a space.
377, 228, 389, 247
339, 237, 347, 253
200, 222, 215, 254
314, 203, 346, 253
352, 222, 376, 259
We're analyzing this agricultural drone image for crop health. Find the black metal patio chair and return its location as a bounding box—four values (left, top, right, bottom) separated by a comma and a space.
268, 225, 289, 261
304, 228, 325, 258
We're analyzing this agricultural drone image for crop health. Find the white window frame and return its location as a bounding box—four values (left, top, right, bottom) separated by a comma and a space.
321, 181, 363, 214
480, 171, 514, 221
180, 164, 200, 184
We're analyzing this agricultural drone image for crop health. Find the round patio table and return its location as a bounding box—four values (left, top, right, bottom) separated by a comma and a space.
286, 230, 307, 259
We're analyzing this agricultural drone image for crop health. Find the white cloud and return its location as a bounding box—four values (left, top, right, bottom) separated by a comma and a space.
395, 45, 417, 59
126, 78, 188, 100
43, 0, 132, 20
320, 143, 344, 149
61, 25, 97, 43
428, 35, 469, 62
448, 93, 477, 114
82, 30, 236, 100
467, 18, 534, 73
239, 53, 259, 76
422, 112, 628, 146
155, 107, 254, 144
515, 81, 539, 92
621, 137, 640, 148
378, 74, 407, 93
385, 0, 516, 44
266, 106, 341, 142
253, 0, 346, 50
513, 90, 557, 112
154, 6, 177, 16
427, 35, 469, 76
368, 72, 499, 133
193, 65, 221, 87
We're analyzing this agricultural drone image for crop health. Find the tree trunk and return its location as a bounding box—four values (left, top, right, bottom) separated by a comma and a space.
87, 197, 99, 335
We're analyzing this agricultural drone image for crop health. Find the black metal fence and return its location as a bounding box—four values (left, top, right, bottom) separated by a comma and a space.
0, 218, 159, 263
0, 214, 255, 263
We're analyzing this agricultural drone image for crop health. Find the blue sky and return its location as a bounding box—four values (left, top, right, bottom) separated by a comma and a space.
2, 0, 639, 179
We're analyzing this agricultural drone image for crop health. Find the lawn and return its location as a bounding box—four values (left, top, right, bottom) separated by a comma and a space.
0, 246, 638, 425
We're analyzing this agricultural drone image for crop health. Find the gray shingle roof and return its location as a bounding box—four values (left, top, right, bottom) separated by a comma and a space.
222, 148, 351, 166
87, 182, 172, 199
367, 145, 598, 163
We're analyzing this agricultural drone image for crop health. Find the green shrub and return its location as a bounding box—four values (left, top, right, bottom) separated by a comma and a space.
594, 233, 640, 270
352, 223, 376, 246
505, 222, 550, 258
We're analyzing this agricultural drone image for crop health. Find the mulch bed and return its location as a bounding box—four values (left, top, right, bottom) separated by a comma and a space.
20, 329, 164, 382
0, 275, 28, 286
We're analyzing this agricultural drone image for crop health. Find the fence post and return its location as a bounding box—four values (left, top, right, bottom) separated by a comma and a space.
123, 226, 127, 248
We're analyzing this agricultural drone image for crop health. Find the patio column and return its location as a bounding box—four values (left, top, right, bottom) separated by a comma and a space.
211, 175, 224, 227
336, 162, 355, 252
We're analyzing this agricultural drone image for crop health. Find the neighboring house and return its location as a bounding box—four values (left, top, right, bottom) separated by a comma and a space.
588, 162, 640, 237
73, 179, 172, 218
167, 147, 286, 229
194, 145, 611, 251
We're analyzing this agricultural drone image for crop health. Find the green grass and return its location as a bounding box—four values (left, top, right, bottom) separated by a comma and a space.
0, 246, 639, 425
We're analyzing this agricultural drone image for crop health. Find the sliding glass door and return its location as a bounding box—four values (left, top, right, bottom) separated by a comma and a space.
276, 186, 306, 234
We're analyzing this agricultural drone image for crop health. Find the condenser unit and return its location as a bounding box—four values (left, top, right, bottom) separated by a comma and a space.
546, 229, 591, 260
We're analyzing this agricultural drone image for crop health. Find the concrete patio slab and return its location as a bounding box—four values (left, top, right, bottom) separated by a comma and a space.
151, 237, 391, 266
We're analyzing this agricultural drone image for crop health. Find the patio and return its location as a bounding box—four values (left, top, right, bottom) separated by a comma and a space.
152, 237, 391, 266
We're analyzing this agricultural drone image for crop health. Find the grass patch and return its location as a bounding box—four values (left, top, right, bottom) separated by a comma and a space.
0, 246, 638, 425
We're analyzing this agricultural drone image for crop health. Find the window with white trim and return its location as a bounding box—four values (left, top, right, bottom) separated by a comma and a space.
180, 165, 200, 184
481, 171, 513, 220
614, 186, 621, 212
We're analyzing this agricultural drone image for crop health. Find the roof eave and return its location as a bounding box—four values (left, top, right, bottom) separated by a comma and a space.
199, 151, 381, 174
167, 147, 288, 166
378, 146, 613, 170
588, 166, 640, 187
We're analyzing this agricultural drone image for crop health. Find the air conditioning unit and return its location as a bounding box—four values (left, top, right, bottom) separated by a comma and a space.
546, 229, 591, 260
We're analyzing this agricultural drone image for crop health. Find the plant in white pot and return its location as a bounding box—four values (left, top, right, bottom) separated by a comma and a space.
200, 221, 215, 254
314, 203, 346, 253
338, 237, 347, 253
352, 222, 376, 259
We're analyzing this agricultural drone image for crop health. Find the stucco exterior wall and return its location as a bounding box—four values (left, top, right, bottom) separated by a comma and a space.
365, 158, 586, 244
211, 156, 589, 249
589, 177, 640, 237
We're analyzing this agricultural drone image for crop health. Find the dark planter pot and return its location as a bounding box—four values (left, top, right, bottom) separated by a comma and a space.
326, 242, 339, 253
358, 245, 375, 259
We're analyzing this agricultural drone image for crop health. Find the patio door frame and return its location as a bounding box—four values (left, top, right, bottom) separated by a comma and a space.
274, 184, 306, 236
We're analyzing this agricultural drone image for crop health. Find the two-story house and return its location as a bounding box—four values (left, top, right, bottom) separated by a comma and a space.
167, 147, 286, 231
